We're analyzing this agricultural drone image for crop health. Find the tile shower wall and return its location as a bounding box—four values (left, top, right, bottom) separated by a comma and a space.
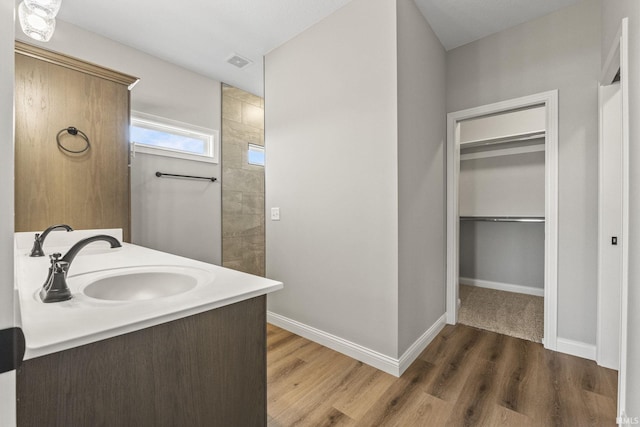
221, 84, 265, 276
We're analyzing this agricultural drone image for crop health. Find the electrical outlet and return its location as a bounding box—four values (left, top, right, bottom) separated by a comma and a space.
271, 207, 280, 221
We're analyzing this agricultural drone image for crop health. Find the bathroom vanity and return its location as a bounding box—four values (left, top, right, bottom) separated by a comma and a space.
13, 229, 282, 427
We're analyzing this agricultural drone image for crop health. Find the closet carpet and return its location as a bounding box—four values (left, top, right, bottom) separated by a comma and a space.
458, 284, 544, 343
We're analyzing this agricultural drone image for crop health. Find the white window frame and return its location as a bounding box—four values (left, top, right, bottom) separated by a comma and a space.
130, 111, 219, 164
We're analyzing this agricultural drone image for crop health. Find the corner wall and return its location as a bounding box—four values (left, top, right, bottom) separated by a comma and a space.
446, 0, 601, 345
266, 0, 447, 368
396, 0, 447, 355
265, 0, 400, 358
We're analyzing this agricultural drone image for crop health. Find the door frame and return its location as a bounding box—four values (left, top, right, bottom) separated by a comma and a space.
597, 81, 622, 370
599, 17, 629, 419
0, 1, 16, 426
446, 90, 559, 351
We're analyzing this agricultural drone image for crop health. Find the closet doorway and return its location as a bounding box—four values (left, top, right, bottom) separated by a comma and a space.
446, 90, 559, 351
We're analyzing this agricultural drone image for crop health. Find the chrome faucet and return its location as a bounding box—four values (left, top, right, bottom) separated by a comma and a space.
29, 224, 74, 257
40, 235, 122, 303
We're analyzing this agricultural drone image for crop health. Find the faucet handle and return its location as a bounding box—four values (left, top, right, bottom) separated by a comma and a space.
49, 254, 69, 274
49, 253, 63, 268
53, 261, 69, 274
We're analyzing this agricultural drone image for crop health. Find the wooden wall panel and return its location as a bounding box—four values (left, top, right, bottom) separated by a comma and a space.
15, 50, 132, 241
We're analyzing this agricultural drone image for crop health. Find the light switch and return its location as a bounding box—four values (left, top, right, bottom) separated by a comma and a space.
271, 207, 280, 221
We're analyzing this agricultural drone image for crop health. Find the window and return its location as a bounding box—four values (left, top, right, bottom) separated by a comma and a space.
130, 111, 219, 163
248, 143, 265, 166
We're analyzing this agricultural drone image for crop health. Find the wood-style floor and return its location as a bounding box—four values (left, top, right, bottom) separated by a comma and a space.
267, 323, 618, 426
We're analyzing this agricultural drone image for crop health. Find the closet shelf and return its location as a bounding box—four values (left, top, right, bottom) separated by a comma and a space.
460, 216, 545, 223
460, 133, 546, 161
459, 130, 545, 149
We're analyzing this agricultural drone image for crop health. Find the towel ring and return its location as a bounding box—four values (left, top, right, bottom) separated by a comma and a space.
56, 127, 91, 154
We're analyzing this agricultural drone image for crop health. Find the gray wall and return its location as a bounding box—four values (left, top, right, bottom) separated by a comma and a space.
396, 0, 446, 355
265, 0, 400, 357
447, 0, 601, 345
0, 2, 15, 425
130, 155, 219, 264
601, 0, 640, 416
459, 151, 545, 290
459, 222, 545, 289
16, 20, 222, 265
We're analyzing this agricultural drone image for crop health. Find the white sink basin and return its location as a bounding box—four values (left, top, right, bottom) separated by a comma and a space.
75, 266, 213, 301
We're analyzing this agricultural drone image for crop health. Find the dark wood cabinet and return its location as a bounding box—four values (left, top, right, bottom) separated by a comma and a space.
16, 296, 267, 427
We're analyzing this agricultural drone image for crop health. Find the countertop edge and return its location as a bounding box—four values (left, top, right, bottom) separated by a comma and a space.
23, 283, 283, 360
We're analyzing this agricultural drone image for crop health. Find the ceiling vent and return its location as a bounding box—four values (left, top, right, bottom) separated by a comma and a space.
226, 53, 252, 70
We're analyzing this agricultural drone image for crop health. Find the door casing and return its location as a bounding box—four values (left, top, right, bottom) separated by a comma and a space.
446, 90, 559, 352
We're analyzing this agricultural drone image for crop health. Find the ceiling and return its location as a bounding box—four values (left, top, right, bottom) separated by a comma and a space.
413, 0, 585, 51
54, 0, 585, 96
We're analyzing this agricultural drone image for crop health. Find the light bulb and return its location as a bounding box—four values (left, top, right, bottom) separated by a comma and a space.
24, 0, 62, 19
18, 2, 56, 42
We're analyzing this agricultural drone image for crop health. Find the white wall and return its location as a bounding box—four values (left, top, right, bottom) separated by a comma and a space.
601, 0, 640, 418
396, 0, 446, 355
0, 3, 15, 426
15, 21, 222, 264
459, 151, 545, 216
265, 0, 399, 357
447, 0, 601, 345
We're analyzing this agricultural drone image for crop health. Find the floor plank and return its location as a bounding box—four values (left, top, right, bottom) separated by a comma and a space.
266, 323, 618, 426
331, 362, 396, 420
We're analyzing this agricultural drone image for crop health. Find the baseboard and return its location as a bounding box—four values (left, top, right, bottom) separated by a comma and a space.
398, 314, 447, 374
556, 337, 596, 361
267, 312, 400, 376
459, 277, 544, 297
267, 311, 446, 377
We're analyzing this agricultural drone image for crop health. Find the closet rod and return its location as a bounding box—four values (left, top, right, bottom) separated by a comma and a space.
460, 216, 545, 223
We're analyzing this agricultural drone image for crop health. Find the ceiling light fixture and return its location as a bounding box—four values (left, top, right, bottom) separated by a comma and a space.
18, 0, 62, 42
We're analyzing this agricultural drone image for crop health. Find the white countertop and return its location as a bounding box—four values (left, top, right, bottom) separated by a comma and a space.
15, 229, 283, 360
